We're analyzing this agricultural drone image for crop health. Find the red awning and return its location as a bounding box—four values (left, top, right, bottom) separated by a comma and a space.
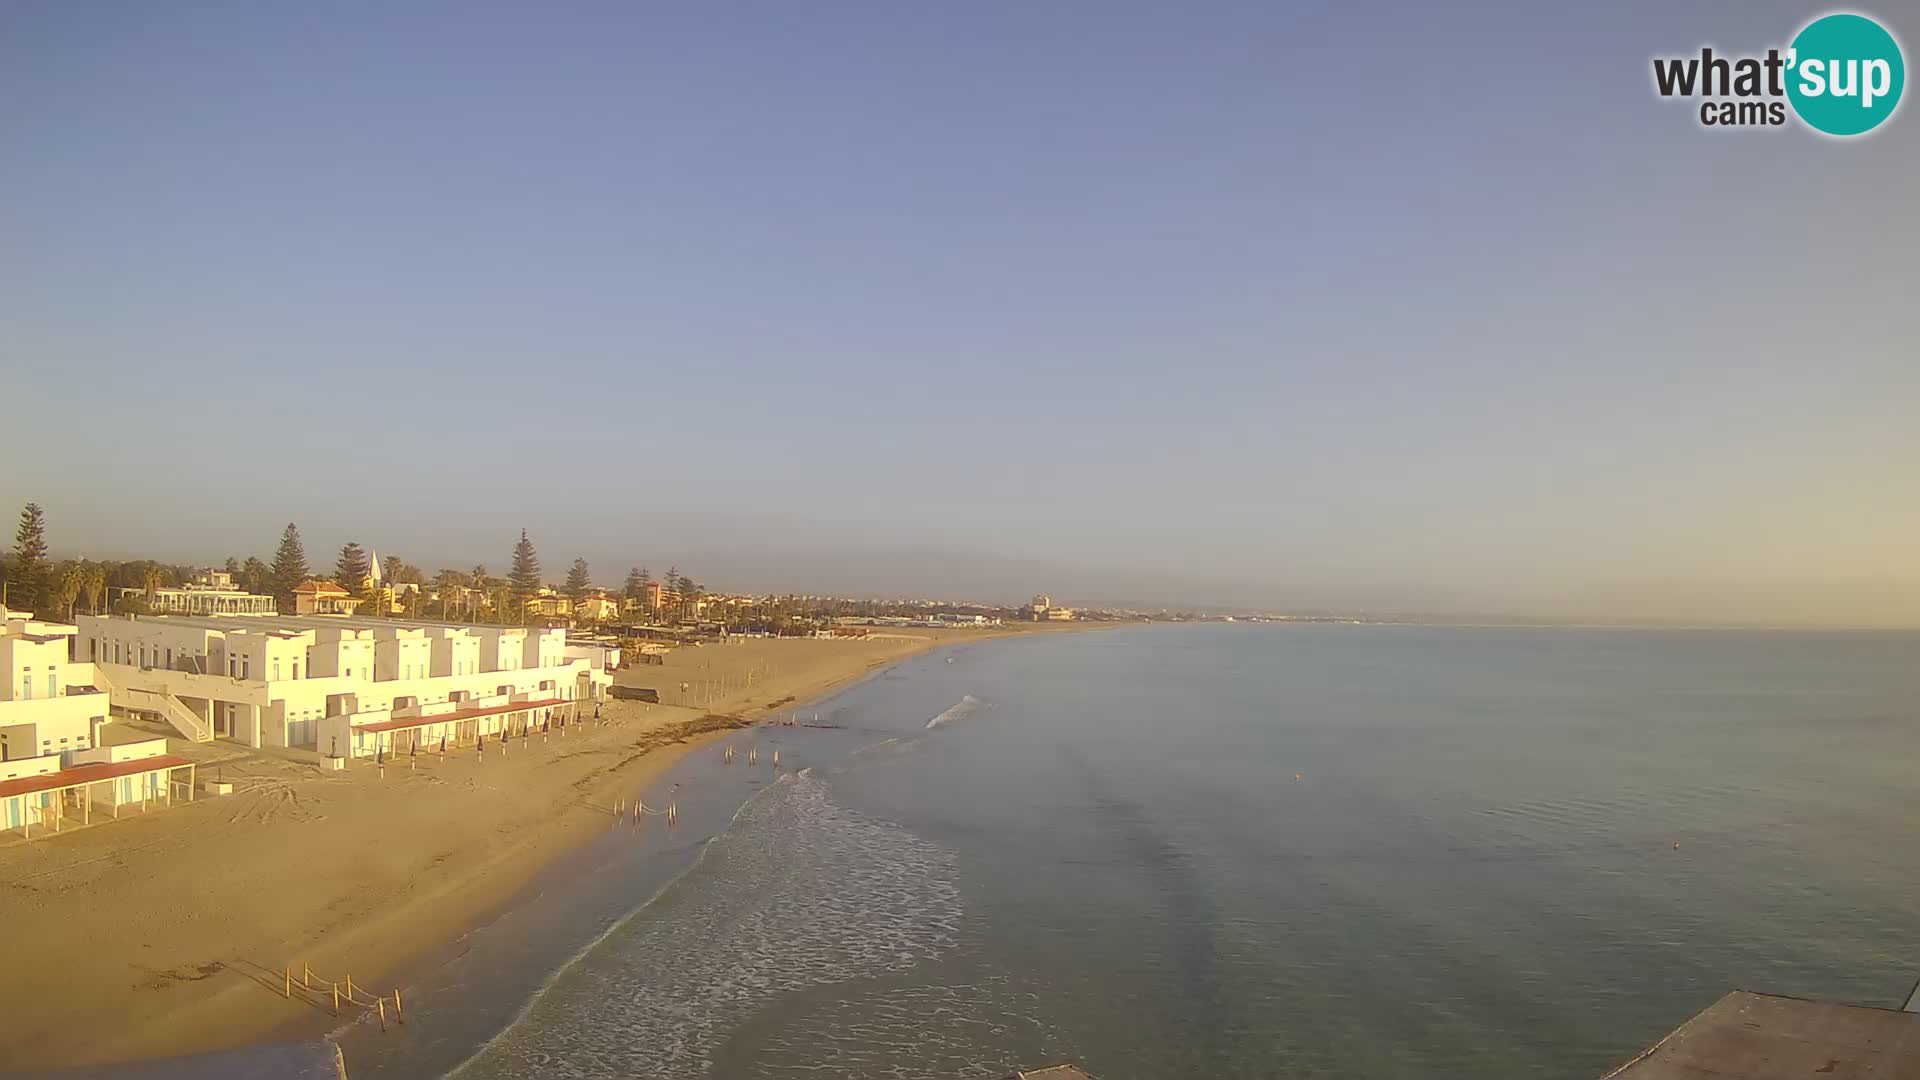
0, 755, 192, 800
356, 697, 565, 735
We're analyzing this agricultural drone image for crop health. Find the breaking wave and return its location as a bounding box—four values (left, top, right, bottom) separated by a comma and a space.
926, 694, 981, 730
448, 770, 961, 1079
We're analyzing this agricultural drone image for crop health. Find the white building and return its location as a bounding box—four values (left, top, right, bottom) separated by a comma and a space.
76, 613, 612, 756
1, 607, 112, 765
115, 570, 277, 616
1, 734, 194, 839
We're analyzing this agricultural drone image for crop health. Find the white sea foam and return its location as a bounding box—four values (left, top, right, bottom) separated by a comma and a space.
450, 771, 961, 1079
926, 694, 980, 729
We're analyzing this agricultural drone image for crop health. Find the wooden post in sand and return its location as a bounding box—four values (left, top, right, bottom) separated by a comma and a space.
345, 973, 355, 1001
285, 967, 292, 998
303, 963, 312, 990
377, 998, 387, 1032
394, 988, 404, 1024
332, 983, 340, 1016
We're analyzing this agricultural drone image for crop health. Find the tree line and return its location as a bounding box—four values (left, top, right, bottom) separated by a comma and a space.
1, 503, 723, 628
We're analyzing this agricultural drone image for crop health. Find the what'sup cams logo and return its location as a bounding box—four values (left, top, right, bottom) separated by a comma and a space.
1653, 11, 1905, 136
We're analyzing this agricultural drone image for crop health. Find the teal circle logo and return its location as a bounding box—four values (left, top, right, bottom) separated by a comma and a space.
1786, 13, 1905, 136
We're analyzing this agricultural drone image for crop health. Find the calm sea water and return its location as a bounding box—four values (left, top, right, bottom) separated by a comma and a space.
347, 624, 1920, 1079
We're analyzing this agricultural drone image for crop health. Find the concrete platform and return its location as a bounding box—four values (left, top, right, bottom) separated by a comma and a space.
1605, 990, 1920, 1079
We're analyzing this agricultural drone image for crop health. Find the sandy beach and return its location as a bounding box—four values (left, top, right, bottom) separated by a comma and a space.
0, 625, 1080, 1072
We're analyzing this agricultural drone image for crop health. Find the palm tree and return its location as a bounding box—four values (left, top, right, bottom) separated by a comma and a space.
431, 569, 464, 621
470, 564, 489, 622
142, 566, 165, 604
56, 564, 84, 621
83, 564, 106, 615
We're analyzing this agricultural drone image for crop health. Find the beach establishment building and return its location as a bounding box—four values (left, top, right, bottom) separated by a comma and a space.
0, 735, 195, 839
1, 608, 194, 838
1, 608, 111, 764
114, 569, 277, 616
75, 613, 613, 758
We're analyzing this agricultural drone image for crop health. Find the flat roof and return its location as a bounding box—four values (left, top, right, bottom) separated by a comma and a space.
84, 613, 559, 636
356, 697, 566, 735
1605, 990, 1920, 1079
0, 755, 192, 800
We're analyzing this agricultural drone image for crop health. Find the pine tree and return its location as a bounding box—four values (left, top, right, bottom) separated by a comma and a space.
270, 523, 310, 611
508, 530, 541, 599
9, 503, 49, 614
565, 558, 592, 601
223, 557, 241, 575
335, 542, 371, 595
623, 567, 645, 600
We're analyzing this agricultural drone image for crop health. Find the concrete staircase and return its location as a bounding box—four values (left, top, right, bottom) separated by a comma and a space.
93, 667, 214, 743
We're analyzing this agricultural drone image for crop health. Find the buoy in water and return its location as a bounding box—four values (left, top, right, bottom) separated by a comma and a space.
1672, 841, 1681, 850
1293, 772, 1302, 782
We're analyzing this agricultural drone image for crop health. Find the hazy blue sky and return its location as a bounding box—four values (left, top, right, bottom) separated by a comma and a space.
3, 3, 1915, 622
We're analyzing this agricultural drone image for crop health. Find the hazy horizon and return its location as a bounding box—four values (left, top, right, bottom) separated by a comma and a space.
4, 3, 1915, 627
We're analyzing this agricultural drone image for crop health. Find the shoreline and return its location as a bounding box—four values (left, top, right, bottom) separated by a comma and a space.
0, 623, 1103, 1073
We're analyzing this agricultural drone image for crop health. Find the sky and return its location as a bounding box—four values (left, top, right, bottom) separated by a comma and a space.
2, 2, 1915, 624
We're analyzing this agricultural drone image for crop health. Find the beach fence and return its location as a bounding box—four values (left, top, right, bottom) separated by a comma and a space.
284, 961, 405, 1032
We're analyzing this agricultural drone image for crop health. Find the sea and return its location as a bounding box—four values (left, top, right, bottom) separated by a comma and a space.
339, 623, 1920, 1080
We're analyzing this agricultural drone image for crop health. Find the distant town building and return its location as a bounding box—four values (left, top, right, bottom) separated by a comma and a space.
116, 569, 276, 616
572, 593, 620, 622
1027, 595, 1073, 621
523, 590, 572, 619
292, 579, 356, 616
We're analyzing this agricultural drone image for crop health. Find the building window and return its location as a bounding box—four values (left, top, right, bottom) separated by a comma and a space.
19, 677, 30, 701
292, 661, 300, 679
272, 661, 281, 681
